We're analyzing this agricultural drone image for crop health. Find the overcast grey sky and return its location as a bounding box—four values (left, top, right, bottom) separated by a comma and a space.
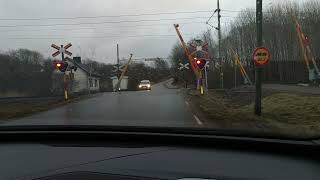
0, 0, 307, 64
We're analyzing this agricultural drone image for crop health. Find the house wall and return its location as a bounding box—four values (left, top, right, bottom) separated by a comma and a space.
72, 68, 89, 93
67, 61, 100, 93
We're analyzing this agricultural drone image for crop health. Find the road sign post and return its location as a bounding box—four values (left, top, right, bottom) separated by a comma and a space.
253, 46, 271, 116
255, 0, 263, 116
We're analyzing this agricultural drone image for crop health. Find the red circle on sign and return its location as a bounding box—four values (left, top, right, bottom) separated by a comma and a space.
253, 47, 271, 66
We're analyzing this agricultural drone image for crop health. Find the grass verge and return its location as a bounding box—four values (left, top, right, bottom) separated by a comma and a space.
189, 89, 320, 139
0, 93, 102, 120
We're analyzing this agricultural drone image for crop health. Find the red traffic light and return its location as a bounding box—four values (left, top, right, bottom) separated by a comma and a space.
53, 60, 68, 72
194, 58, 207, 70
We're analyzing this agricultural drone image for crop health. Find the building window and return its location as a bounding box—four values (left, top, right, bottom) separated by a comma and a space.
95, 79, 98, 87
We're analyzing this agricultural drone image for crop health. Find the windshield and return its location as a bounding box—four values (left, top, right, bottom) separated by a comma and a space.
0, 0, 319, 139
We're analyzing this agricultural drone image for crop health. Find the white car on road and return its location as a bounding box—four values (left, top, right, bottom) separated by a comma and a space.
138, 80, 151, 90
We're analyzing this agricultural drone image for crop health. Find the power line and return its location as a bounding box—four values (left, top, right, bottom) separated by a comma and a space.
0, 10, 214, 21
0, 21, 207, 33
222, 9, 273, 14
0, 16, 210, 28
206, 9, 218, 24
7, 33, 199, 40
221, 15, 255, 19
223, 9, 255, 13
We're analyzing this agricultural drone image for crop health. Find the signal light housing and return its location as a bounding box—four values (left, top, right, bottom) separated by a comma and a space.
194, 58, 207, 70
53, 60, 68, 72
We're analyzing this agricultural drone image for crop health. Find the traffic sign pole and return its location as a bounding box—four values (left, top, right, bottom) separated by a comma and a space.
255, 0, 263, 116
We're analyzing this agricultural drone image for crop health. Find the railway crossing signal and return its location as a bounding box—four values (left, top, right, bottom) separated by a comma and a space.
190, 42, 209, 56
173, 24, 200, 78
178, 62, 190, 88
178, 63, 190, 71
195, 58, 207, 70
174, 25, 211, 95
112, 64, 125, 74
51, 43, 72, 59
51, 43, 73, 101
53, 60, 69, 72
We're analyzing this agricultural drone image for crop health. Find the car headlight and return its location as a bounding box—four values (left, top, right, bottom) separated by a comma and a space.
147, 84, 151, 88
139, 85, 142, 88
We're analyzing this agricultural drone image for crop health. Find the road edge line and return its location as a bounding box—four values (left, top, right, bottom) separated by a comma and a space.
193, 115, 203, 126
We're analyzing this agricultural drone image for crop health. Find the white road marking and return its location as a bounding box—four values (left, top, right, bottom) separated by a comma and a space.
185, 101, 189, 106
193, 115, 203, 126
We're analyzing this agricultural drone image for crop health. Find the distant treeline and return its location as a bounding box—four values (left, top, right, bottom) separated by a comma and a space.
0, 48, 171, 96
219, 0, 320, 63
169, 0, 320, 87
0, 49, 53, 96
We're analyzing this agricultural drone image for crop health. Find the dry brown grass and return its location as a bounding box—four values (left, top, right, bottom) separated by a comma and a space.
0, 94, 102, 120
0, 99, 63, 119
193, 90, 320, 139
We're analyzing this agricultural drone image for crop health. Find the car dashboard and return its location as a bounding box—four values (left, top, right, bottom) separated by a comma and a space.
0, 127, 319, 180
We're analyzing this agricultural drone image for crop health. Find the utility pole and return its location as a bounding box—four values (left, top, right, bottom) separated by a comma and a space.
234, 58, 237, 88
217, 0, 223, 89
117, 44, 120, 77
88, 63, 92, 95
116, 44, 120, 91
255, 0, 263, 116
88, 48, 95, 95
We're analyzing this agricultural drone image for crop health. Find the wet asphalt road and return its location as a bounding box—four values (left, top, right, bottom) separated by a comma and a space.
3, 81, 200, 127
